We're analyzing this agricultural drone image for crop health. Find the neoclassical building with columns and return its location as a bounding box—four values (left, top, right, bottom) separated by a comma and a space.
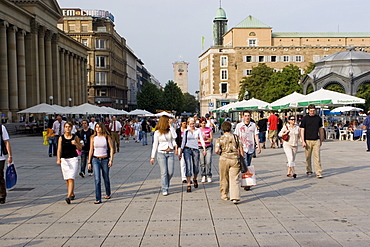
0, 0, 88, 121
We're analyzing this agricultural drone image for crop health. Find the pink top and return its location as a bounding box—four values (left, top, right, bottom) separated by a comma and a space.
93, 136, 108, 157
198, 127, 212, 147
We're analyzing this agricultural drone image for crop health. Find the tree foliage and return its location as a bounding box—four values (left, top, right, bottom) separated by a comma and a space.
183, 93, 198, 113
137, 81, 163, 112
325, 83, 345, 93
356, 83, 370, 111
162, 81, 184, 113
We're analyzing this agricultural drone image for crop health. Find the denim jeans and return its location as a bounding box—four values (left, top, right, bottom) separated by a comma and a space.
141, 131, 147, 145
183, 148, 200, 177
48, 137, 57, 156
80, 150, 91, 174
243, 152, 254, 167
199, 145, 213, 177
92, 157, 111, 202
157, 152, 174, 193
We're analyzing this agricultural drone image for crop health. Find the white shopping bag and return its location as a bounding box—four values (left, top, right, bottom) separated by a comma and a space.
241, 165, 256, 187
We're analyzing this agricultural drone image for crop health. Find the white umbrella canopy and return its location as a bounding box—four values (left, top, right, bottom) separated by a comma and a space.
155, 111, 175, 118
128, 109, 153, 116
270, 92, 305, 110
17, 103, 62, 114
330, 106, 363, 113
233, 98, 270, 111
67, 103, 106, 114
295, 88, 365, 107
99, 106, 128, 115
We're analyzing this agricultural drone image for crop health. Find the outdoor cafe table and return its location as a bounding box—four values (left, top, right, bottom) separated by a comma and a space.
354, 129, 364, 138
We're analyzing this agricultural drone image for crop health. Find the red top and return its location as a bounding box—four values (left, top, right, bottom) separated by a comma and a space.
268, 114, 279, 130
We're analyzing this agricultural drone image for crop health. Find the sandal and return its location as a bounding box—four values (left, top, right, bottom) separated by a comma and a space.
287, 174, 292, 177
94, 201, 101, 204
193, 180, 198, 188
186, 186, 191, 192
104, 195, 111, 199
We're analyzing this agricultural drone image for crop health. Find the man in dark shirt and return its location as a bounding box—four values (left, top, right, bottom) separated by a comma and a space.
363, 111, 370, 151
300, 104, 325, 178
77, 120, 94, 177
257, 113, 267, 149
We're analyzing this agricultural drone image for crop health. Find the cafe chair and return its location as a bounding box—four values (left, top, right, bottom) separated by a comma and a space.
361, 130, 367, 141
339, 129, 348, 141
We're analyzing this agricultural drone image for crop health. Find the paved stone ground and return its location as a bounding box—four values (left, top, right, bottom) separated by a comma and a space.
0, 133, 369, 247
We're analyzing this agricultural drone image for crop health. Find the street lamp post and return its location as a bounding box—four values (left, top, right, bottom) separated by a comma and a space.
68, 98, 72, 107
49, 96, 53, 105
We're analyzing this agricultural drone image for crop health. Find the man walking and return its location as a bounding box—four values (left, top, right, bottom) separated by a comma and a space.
267, 111, 278, 148
0, 124, 13, 204
77, 120, 94, 177
109, 116, 122, 153
234, 111, 261, 191
52, 114, 66, 147
300, 104, 325, 178
363, 111, 370, 151
88, 117, 97, 130
257, 113, 268, 149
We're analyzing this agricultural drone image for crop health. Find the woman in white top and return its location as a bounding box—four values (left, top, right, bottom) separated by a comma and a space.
179, 118, 206, 193
88, 123, 114, 204
278, 116, 300, 178
150, 116, 178, 196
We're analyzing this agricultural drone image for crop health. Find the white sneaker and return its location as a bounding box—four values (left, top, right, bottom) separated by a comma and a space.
201, 176, 206, 183
232, 199, 239, 204
207, 177, 212, 183
162, 192, 168, 196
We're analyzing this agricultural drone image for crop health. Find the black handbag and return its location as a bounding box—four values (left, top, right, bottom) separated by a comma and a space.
233, 134, 248, 173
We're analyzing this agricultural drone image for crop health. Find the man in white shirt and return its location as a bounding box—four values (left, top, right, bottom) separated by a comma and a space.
109, 116, 122, 153
52, 115, 66, 147
88, 117, 97, 130
0, 125, 13, 204
234, 111, 261, 191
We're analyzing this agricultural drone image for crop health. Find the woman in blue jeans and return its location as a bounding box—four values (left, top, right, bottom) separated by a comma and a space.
88, 123, 114, 204
150, 116, 177, 196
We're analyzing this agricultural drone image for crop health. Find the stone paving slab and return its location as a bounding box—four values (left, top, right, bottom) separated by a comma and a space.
0, 133, 369, 246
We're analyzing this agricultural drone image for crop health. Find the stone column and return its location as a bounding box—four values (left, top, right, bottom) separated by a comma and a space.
0, 21, 9, 113
65, 51, 70, 106
17, 29, 27, 110
59, 48, 66, 106
69, 54, 74, 105
52, 34, 60, 105
73, 55, 78, 104
77, 57, 81, 105
8, 25, 19, 121
38, 26, 46, 103
26, 19, 39, 106
45, 30, 53, 105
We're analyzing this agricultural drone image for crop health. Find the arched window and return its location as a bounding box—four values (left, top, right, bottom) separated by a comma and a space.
249, 32, 256, 36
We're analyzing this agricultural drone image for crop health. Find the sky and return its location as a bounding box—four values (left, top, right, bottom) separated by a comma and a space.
57, 0, 370, 95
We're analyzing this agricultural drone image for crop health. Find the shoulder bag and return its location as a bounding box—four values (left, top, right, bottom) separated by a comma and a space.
233, 134, 247, 173
281, 124, 290, 142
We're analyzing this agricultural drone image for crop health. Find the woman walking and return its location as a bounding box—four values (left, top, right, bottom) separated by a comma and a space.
88, 123, 114, 204
150, 116, 177, 196
179, 118, 206, 193
279, 116, 300, 178
47, 119, 56, 157
176, 118, 188, 183
56, 122, 82, 204
215, 121, 243, 204
199, 117, 213, 183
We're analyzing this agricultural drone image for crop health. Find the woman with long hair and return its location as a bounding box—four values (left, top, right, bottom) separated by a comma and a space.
150, 116, 177, 196
88, 123, 114, 204
56, 122, 82, 204
278, 116, 300, 178
198, 117, 213, 183
175, 118, 188, 183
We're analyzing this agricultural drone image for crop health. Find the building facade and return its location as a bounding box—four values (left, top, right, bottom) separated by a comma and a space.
0, 0, 88, 122
199, 8, 370, 115
173, 60, 189, 93
59, 8, 128, 109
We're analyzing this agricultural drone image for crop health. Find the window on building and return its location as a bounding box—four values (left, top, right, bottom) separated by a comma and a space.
81, 25, 88, 32
96, 56, 106, 68
244, 69, 252, 76
68, 25, 75, 32
97, 26, 107, 32
258, 56, 264, 62
220, 56, 228, 67
95, 72, 107, 85
270, 56, 277, 62
81, 39, 88, 46
283, 55, 290, 62
295, 55, 302, 62
220, 69, 228, 80
221, 83, 228, 93
100, 90, 106, 96
313, 55, 321, 62
96, 39, 106, 49
249, 32, 256, 36
245, 56, 252, 62
248, 39, 257, 46
299, 69, 304, 75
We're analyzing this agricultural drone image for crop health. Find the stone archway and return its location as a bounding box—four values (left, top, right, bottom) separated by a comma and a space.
323, 81, 346, 93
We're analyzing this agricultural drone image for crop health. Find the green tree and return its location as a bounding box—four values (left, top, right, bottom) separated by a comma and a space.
263, 64, 302, 102
356, 83, 370, 111
239, 63, 274, 101
325, 83, 345, 93
306, 84, 314, 94
183, 93, 198, 113
303, 62, 315, 78
137, 81, 163, 112
162, 80, 184, 113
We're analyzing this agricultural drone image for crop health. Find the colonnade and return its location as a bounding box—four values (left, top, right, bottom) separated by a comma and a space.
0, 19, 87, 121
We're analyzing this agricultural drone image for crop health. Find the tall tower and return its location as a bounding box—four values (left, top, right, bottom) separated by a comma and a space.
213, 5, 228, 46
173, 59, 189, 94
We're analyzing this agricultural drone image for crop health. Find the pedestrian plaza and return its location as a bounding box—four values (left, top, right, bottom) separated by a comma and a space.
0, 134, 369, 246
